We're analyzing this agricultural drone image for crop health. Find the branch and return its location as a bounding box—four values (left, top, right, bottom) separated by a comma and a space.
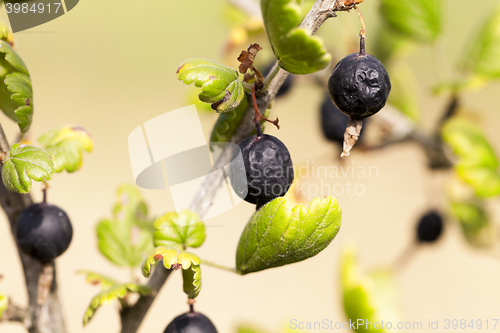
120, 1, 350, 331
0, 123, 67, 333
1, 298, 27, 323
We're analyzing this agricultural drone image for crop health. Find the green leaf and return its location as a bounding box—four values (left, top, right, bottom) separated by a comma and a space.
141, 246, 202, 299
77, 270, 118, 290
0, 20, 14, 46
96, 185, 153, 267
451, 201, 495, 248
177, 58, 245, 112
261, 0, 331, 74
463, 4, 500, 79
210, 95, 247, 147
387, 63, 420, 121
442, 118, 500, 197
236, 196, 342, 274
83, 283, 152, 326
380, 0, 441, 43
38, 125, 93, 173
5, 72, 33, 133
0, 291, 7, 320
153, 210, 205, 250
2, 144, 54, 194
341, 247, 399, 333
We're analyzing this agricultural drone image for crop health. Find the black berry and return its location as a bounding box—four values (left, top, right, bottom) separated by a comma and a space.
264, 63, 294, 97
230, 134, 294, 209
164, 312, 218, 333
328, 53, 390, 120
416, 211, 443, 243
16, 203, 73, 263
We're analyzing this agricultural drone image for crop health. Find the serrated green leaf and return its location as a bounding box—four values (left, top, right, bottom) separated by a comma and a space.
380, 0, 441, 43
153, 211, 205, 250
210, 95, 247, 146
341, 247, 399, 333
177, 58, 245, 112
0, 41, 28, 75
83, 283, 152, 326
141, 246, 202, 299
5, 72, 33, 133
387, 63, 419, 121
463, 4, 500, 79
96, 185, 153, 267
38, 125, 93, 173
261, 0, 331, 74
0, 291, 7, 320
236, 196, 342, 274
77, 270, 118, 290
451, 201, 495, 248
1, 144, 54, 194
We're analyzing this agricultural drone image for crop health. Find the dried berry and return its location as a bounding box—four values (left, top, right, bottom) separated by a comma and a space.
230, 134, 294, 209
416, 210, 443, 243
16, 203, 73, 263
164, 311, 218, 333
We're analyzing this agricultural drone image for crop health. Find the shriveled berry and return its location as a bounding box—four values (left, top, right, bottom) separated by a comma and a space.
230, 134, 294, 209
16, 203, 73, 263
328, 53, 391, 120
264, 63, 294, 97
164, 312, 218, 333
416, 211, 443, 243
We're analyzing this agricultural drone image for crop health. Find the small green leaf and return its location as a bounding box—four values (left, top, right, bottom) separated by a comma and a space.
236, 196, 342, 274
38, 125, 93, 173
210, 95, 247, 147
2, 144, 54, 194
451, 201, 495, 248
96, 185, 153, 267
77, 270, 118, 290
177, 58, 245, 112
0, 41, 28, 75
463, 4, 500, 79
456, 167, 500, 198
5, 72, 33, 133
261, 0, 331, 74
0, 20, 14, 46
83, 283, 152, 326
0, 291, 7, 320
153, 210, 205, 250
387, 63, 420, 121
341, 247, 399, 333
380, 0, 441, 43
141, 246, 202, 299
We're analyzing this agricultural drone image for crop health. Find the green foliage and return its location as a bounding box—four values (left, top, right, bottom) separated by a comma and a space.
260, 0, 331, 74
0, 40, 33, 133
177, 58, 245, 112
78, 270, 118, 290
236, 196, 342, 274
83, 283, 152, 326
96, 185, 153, 267
451, 201, 495, 248
0, 291, 7, 320
141, 246, 201, 299
387, 63, 420, 121
153, 210, 206, 250
210, 96, 248, 147
341, 247, 398, 333
38, 125, 93, 173
380, 0, 441, 43
463, 4, 500, 80
442, 118, 500, 198
1, 143, 54, 194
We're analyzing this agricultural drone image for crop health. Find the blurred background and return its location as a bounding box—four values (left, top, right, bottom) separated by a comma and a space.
1, 0, 500, 332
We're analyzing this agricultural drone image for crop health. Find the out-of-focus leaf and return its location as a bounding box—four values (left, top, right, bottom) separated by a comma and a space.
2, 144, 54, 194
372, 24, 413, 64
77, 270, 118, 290
463, 4, 500, 79
38, 125, 93, 173
177, 58, 245, 112
96, 185, 153, 267
83, 283, 151, 326
451, 201, 495, 248
387, 63, 419, 121
141, 246, 201, 299
0, 20, 14, 46
210, 96, 247, 147
261, 0, 331, 74
380, 0, 441, 43
153, 210, 205, 250
0, 291, 7, 320
456, 167, 500, 198
341, 247, 399, 333
236, 196, 342, 274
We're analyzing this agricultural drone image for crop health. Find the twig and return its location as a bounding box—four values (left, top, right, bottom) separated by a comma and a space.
201, 259, 241, 274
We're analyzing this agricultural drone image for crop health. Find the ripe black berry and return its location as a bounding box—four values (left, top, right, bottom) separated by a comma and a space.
264, 63, 294, 97
230, 134, 294, 209
164, 312, 218, 333
416, 210, 443, 243
16, 203, 73, 263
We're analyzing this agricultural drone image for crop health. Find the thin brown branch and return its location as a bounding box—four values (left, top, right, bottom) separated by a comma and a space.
1, 298, 27, 323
